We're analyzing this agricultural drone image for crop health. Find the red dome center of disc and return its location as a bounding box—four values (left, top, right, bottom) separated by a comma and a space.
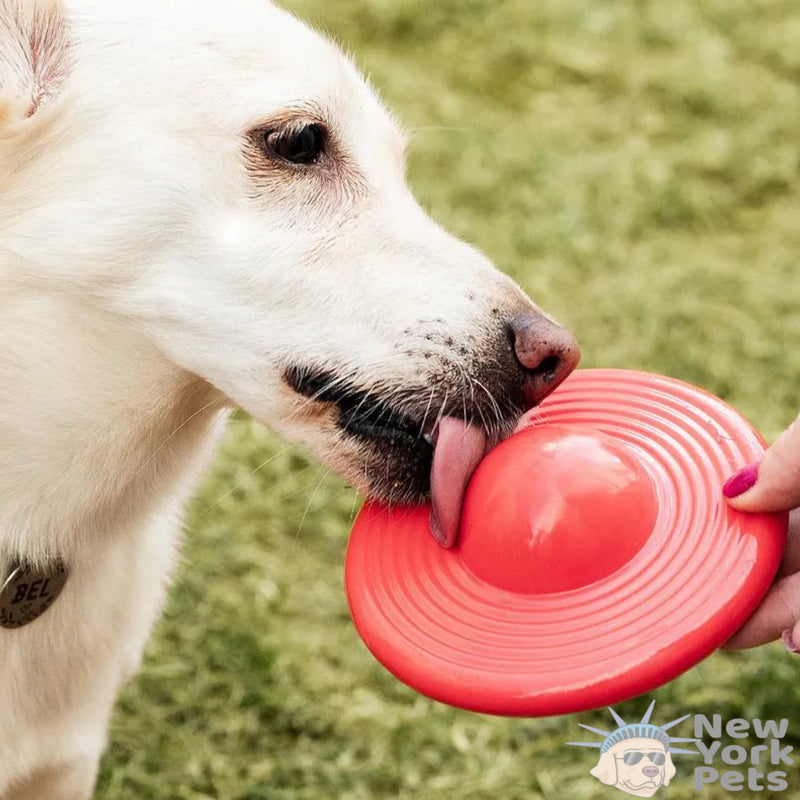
458, 424, 658, 594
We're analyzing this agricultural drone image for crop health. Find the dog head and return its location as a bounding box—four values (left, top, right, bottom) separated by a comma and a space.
591, 737, 676, 797
0, 0, 579, 545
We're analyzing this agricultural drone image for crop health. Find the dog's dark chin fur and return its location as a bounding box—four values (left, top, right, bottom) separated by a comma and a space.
349, 436, 435, 506
284, 359, 525, 506
337, 407, 522, 507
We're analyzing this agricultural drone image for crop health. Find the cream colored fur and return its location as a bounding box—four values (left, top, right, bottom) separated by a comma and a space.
0, 0, 543, 796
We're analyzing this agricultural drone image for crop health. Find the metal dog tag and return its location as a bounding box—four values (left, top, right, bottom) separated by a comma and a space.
0, 561, 68, 629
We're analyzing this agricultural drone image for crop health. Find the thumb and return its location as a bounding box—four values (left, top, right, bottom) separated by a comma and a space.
724, 412, 800, 513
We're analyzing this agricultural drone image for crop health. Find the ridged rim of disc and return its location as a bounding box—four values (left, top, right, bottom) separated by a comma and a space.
345, 370, 787, 716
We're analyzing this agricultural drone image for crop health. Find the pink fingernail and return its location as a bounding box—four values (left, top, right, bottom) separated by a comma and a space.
722, 462, 760, 499
782, 628, 799, 654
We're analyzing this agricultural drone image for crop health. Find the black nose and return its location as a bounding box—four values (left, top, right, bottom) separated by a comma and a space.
507, 311, 581, 407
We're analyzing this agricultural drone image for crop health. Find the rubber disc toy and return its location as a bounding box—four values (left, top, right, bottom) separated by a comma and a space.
345, 369, 788, 716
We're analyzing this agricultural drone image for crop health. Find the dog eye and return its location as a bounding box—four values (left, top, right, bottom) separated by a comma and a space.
263, 124, 326, 165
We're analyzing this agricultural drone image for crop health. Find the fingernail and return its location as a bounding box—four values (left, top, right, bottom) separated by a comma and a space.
723, 462, 760, 499
782, 628, 799, 654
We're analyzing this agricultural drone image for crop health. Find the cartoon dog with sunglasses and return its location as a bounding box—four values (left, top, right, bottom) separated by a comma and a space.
589, 724, 676, 797
568, 703, 698, 798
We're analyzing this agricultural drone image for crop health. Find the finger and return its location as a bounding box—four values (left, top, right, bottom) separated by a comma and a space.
783, 618, 800, 654
777, 509, 800, 578
724, 571, 800, 649
725, 412, 800, 513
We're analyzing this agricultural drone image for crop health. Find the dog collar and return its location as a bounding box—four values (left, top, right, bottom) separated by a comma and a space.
0, 560, 68, 629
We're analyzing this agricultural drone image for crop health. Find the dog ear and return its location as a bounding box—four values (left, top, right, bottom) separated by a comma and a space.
590, 751, 618, 786
662, 753, 676, 786
0, 0, 71, 125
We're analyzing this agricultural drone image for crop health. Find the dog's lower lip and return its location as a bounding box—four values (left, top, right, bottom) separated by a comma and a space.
341, 406, 433, 450
285, 364, 435, 449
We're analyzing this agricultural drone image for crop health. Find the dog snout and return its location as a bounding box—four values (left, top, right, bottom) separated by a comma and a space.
507, 311, 580, 407
642, 766, 660, 779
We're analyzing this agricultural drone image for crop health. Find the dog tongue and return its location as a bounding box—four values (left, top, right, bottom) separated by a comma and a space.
429, 417, 487, 548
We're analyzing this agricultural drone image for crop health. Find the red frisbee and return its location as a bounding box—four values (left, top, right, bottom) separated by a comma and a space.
345, 369, 787, 716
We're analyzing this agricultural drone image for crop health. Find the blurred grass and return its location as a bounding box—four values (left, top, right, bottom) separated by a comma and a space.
96, 0, 800, 797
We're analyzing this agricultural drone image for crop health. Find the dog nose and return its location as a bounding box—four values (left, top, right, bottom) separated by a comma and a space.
507, 312, 581, 407
642, 766, 660, 778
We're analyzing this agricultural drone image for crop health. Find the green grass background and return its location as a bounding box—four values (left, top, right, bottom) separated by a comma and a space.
95, 1, 800, 797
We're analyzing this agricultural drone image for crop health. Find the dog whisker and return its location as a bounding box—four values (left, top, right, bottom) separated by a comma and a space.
133, 398, 224, 480
417, 385, 436, 439
347, 484, 360, 526
406, 125, 472, 135
294, 466, 331, 541
203, 442, 296, 512
284, 367, 361, 421
433, 390, 449, 431
471, 376, 507, 437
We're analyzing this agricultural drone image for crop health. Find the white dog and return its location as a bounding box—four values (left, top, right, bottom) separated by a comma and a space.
0, 0, 580, 796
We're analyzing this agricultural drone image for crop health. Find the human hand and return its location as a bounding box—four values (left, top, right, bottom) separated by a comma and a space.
723, 412, 800, 651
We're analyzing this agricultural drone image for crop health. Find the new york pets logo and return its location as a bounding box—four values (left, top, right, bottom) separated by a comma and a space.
568, 701, 697, 797
567, 701, 793, 795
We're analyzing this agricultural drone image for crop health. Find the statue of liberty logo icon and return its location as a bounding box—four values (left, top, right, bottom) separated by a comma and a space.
568, 701, 697, 797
